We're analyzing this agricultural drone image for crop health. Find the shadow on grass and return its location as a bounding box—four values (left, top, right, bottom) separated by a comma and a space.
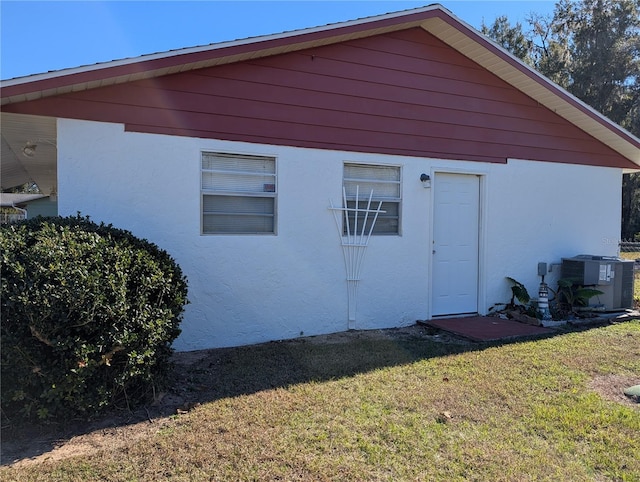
183, 331, 477, 399
0, 321, 604, 466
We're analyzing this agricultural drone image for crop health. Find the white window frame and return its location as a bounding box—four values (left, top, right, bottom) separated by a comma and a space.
201, 152, 277, 235
343, 162, 402, 235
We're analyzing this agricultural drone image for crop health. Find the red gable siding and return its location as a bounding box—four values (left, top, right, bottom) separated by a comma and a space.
3, 28, 633, 168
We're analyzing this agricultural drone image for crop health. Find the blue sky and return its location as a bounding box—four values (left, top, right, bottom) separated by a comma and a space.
1, 1, 556, 80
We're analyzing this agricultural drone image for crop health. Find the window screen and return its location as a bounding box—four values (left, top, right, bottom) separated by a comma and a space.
343, 163, 401, 235
201, 152, 276, 234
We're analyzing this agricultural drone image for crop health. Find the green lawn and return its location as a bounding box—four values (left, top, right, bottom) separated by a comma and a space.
2, 322, 639, 481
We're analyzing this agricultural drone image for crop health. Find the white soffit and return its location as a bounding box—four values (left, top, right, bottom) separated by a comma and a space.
422, 16, 640, 169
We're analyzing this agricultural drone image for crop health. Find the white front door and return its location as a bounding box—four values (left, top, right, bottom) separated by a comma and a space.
432, 173, 480, 316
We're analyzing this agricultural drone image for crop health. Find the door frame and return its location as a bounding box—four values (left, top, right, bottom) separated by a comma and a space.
427, 167, 488, 319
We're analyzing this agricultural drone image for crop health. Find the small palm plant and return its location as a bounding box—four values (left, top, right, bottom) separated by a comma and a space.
550, 278, 603, 316
489, 277, 538, 320
505, 276, 530, 309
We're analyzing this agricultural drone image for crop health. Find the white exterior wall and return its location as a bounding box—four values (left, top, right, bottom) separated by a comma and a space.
57, 119, 623, 350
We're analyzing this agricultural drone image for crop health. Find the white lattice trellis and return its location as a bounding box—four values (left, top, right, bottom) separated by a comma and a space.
329, 186, 385, 329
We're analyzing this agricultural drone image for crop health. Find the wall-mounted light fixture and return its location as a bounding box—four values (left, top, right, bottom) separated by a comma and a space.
420, 173, 431, 188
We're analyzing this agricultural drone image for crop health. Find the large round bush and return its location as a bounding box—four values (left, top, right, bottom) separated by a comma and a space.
1, 215, 188, 422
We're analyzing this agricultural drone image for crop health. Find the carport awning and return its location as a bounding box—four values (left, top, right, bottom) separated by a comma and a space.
1, 113, 57, 195
0, 192, 48, 207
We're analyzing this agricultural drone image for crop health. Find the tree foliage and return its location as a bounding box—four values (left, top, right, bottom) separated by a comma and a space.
535, 0, 639, 124
481, 16, 533, 64
2, 182, 41, 194
483, 0, 640, 238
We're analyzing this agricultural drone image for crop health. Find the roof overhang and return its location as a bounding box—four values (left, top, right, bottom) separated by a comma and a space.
1, 3, 639, 179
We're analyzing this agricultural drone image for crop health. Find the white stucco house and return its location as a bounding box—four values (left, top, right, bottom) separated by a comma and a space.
2, 5, 639, 350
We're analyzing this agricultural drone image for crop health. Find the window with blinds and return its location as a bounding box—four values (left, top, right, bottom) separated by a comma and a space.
201, 152, 276, 234
343, 163, 401, 235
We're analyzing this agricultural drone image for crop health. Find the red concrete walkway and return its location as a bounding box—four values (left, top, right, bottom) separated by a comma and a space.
426, 316, 554, 342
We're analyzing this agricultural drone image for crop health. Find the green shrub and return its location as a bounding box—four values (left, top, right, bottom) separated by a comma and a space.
1, 215, 188, 423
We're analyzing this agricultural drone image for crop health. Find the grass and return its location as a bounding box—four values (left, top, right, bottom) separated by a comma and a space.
619, 252, 640, 304
2, 322, 640, 481
620, 252, 640, 260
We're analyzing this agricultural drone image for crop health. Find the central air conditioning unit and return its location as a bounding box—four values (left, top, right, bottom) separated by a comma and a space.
561, 255, 635, 311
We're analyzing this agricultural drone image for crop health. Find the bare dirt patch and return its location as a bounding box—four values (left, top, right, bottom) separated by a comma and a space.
589, 374, 640, 408
282, 324, 473, 345
1, 418, 175, 469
